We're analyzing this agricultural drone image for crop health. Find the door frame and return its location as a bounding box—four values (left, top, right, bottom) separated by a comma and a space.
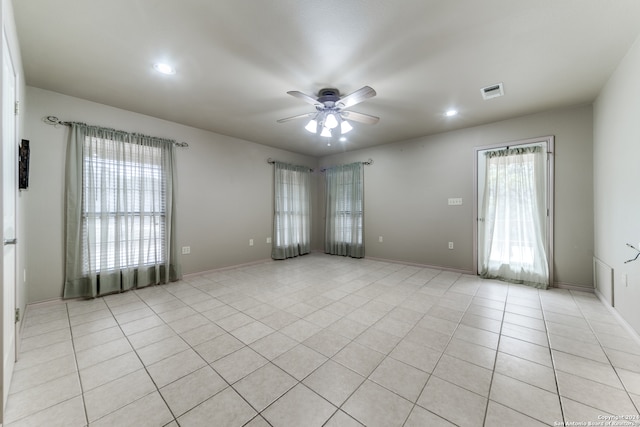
472, 135, 555, 286
2, 25, 18, 417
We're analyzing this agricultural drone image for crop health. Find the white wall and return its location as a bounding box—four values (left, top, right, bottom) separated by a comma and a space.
594, 35, 640, 334
23, 87, 318, 303
319, 105, 594, 288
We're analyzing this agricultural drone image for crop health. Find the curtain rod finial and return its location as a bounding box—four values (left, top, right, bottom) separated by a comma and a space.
44, 116, 62, 126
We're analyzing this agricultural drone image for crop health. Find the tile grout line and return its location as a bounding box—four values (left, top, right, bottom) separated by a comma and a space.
13, 255, 640, 426
479, 281, 507, 427
538, 287, 567, 425
64, 302, 92, 427
400, 273, 477, 427
568, 290, 640, 416
100, 291, 180, 425
6, 303, 89, 426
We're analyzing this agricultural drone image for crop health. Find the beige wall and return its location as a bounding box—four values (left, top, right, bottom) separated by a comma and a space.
594, 34, 640, 334
23, 87, 318, 303
23, 86, 595, 303
319, 105, 594, 288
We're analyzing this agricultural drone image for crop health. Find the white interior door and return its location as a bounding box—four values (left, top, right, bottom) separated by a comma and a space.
2, 33, 18, 410
474, 136, 554, 285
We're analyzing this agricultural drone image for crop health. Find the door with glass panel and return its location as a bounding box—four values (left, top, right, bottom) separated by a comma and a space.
475, 137, 554, 289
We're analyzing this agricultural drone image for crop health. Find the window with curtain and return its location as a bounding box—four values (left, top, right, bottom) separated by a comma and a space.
272, 161, 311, 260
64, 123, 180, 298
324, 162, 364, 258
479, 146, 549, 288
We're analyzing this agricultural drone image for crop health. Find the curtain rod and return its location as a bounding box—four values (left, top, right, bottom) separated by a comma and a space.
43, 116, 189, 147
320, 158, 373, 172
267, 158, 314, 172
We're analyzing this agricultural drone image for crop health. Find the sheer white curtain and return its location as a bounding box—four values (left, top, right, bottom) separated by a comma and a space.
479, 146, 549, 288
272, 162, 311, 259
64, 123, 180, 298
325, 162, 364, 258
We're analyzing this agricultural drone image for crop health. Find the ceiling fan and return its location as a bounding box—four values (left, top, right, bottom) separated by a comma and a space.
277, 86, 379, 138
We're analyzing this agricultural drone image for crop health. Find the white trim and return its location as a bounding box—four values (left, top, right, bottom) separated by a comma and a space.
594, 289, 640, 348
364, 256, 474, 275
554, 281, 594, 293
183, 258, 274, 279
593, 256, 614, 306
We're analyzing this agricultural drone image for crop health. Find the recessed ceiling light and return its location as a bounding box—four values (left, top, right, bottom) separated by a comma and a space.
153, 63, 176, 75
445, 109, 458, 117
339, 137, 347, 142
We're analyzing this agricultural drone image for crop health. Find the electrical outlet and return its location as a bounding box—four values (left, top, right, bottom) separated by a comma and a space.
249, 239, 254, 246
448, 242, 454, 250
181, 246, 190, 254
266, 237, 272, 244
379, 236, 383, 243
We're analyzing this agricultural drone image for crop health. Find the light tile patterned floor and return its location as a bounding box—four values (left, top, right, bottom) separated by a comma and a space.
5, 253, 640, 426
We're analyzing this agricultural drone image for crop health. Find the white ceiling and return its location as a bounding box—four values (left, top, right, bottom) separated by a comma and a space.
13, 0, 640, 157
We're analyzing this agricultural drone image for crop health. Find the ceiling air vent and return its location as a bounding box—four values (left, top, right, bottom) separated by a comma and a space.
481, 83, 504, 100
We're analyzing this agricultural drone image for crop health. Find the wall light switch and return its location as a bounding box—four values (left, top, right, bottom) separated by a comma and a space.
379, 236, 383, 243
249, 239, 254, 246
181, 246, 191, 254
448, 198, 463, 206
267, 237, 272, 244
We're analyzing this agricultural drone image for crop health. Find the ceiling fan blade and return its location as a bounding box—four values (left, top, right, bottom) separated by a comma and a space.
341, 110, 380, 125
337, 86, 376, 109
276, 112, 316, 123
287, 91, 323, 107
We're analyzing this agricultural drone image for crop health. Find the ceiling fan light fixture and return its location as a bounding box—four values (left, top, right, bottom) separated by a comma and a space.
277, 86, 379, 145
325, 113, 339, 129
305, 119, 318, 133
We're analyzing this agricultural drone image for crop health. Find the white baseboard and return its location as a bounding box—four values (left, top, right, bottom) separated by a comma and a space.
594, 288, 640, 348
183, 258, 273, 279
554, 281, 594, 293
363, 256, 475, 275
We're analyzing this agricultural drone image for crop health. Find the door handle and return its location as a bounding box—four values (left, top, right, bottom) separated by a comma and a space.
3, 238, 17, 245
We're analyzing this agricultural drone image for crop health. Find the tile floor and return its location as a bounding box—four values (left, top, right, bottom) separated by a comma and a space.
5, 253, 640, 426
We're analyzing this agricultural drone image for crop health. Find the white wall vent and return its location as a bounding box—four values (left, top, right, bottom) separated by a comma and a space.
481, 82, 504, 100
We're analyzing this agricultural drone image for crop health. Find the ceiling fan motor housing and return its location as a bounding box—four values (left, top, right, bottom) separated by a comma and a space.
318, 88, 340, 107
277, 85, 379, 126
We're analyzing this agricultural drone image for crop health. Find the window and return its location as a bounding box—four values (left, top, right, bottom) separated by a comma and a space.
325, 162, 364, 258
82, 136, 167, 273
272, 162, 311, 259
64, 123, 179, 298
330, 177, 363, 245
